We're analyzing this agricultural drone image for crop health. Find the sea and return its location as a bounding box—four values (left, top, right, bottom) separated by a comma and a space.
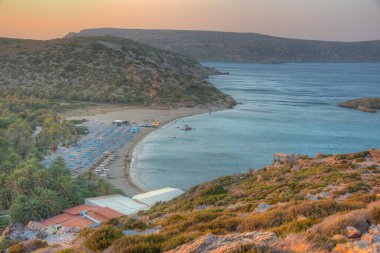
131, 62, 380, 191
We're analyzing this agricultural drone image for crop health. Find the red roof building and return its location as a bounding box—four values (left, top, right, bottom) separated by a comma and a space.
40, 204, 124, 229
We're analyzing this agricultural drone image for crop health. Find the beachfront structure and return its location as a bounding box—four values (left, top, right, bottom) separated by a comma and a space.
40, 204, 124, 229
132, 187, 185, 206
113, 120, 130, 126
85, 194, 149, 215
37, 188, 184, 231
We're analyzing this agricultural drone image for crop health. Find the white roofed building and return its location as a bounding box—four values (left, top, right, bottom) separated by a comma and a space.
85, 188, 185, 216
132, 187, 184, 206
85, 194, 149, 215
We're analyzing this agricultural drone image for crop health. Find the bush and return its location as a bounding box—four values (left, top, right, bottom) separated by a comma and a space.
0, 237, 17, 251
307, 209, 371, 243
85, 225, 124, 251
200, 185, 227, 196
8, 243, 25, 253
75, 126, 89, 135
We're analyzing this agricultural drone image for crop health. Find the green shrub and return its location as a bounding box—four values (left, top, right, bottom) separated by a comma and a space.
85, 225, 124, 251
200, 185, 227, 196
8, 243, 25, 253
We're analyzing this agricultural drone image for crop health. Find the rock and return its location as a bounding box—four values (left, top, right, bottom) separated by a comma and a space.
26, 221, 42, 231
345, 226, 362, 238
334, 242, 380, 253
332, 234, 348, 243
336, 193, 353, 202
357, 105, 376, 113
195, 205, 212, 211
305, 194, 319, 201
361, 233, 380, 244
2, 224, 38, 241
255, 203, 273, 213
166, 232, 277, 253
318, 191, 329, 199
369, 225, 380, 235
297, 215, 307, 221
328, 184, 338, 191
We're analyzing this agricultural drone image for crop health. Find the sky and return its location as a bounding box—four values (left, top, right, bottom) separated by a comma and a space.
0, 0, 379, 41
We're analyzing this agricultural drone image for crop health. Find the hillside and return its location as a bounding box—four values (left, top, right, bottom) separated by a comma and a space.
338, 98, 380, 113
66, 29, 380, 63
0, 36, 232, 107
8, 149, 380, 252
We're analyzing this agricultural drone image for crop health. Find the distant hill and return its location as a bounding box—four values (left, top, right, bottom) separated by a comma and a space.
66, 29, 380, 63
0, 36, 233, 107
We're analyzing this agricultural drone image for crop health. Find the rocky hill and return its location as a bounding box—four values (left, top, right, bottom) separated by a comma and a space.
66, 29, 380, 63
7, 149, 380, 252
0, 36, 232, 107
338, 98, 380, 113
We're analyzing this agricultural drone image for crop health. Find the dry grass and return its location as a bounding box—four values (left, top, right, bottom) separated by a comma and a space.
275, 234, 321, 253
307, 209, 371, 239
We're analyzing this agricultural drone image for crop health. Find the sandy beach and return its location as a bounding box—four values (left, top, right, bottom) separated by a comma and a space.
67, 105, 224, 196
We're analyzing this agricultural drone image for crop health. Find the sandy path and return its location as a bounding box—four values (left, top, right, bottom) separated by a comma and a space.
67, 105, 223, 196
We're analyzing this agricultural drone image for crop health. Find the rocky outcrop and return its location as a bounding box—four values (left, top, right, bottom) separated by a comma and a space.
255, 203, 273, 213
166, 232, 277, 253
334, 225, 380, 253
338, 98, 380, 113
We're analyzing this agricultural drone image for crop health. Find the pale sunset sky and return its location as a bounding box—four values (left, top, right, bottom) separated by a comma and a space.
0, 0, 379, 41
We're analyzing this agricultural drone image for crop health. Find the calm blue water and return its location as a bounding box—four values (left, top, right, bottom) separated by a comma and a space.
131, 63, 380, 191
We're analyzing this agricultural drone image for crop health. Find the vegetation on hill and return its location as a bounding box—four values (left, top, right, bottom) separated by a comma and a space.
0, 96, 122, 227
338, 98, 380, 113
0, 36, 232, 107
67, 29, 380, 63
58, 149, 380, 252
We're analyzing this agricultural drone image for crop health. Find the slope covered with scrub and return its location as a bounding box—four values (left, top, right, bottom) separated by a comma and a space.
37, 149, 380, 253
0, 36, 232, 107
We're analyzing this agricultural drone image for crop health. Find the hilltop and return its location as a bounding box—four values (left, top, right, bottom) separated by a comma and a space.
66, 29, 380, 63
6, 149, 380, 252
0, 36, 233, 107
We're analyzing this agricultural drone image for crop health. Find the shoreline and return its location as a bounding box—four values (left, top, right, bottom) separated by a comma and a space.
67, 104, 231, 196
125, 105, 229, 193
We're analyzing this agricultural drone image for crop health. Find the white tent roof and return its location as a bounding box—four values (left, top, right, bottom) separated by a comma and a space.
85, 194, 149, 215
132, 187, 184, 206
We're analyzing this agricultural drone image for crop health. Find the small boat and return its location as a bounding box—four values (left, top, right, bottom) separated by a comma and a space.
171, 136, 176, 139
180, 125, 193, 131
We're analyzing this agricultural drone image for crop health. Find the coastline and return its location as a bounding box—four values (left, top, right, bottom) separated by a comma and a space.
67, 104, 231, 196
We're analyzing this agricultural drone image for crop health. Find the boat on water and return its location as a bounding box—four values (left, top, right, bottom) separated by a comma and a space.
180, 125, 194, 131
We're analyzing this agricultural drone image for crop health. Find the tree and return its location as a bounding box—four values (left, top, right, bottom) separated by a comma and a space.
10, 195, 44, 225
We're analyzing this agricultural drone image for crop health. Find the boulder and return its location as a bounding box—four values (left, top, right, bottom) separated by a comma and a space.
305, 194, 319, 201
318, 191, 329, 199
332, 234, 348, 243
334, 242, 380, 253
336, 193, 353, 202
166, 232, 277, 253
2, 224, 38, 241
345, 226, 362, 239
255, 203, 273, 213
361, 233, 380, 244
26, 221, 43, 231
369, 225, 380, 235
